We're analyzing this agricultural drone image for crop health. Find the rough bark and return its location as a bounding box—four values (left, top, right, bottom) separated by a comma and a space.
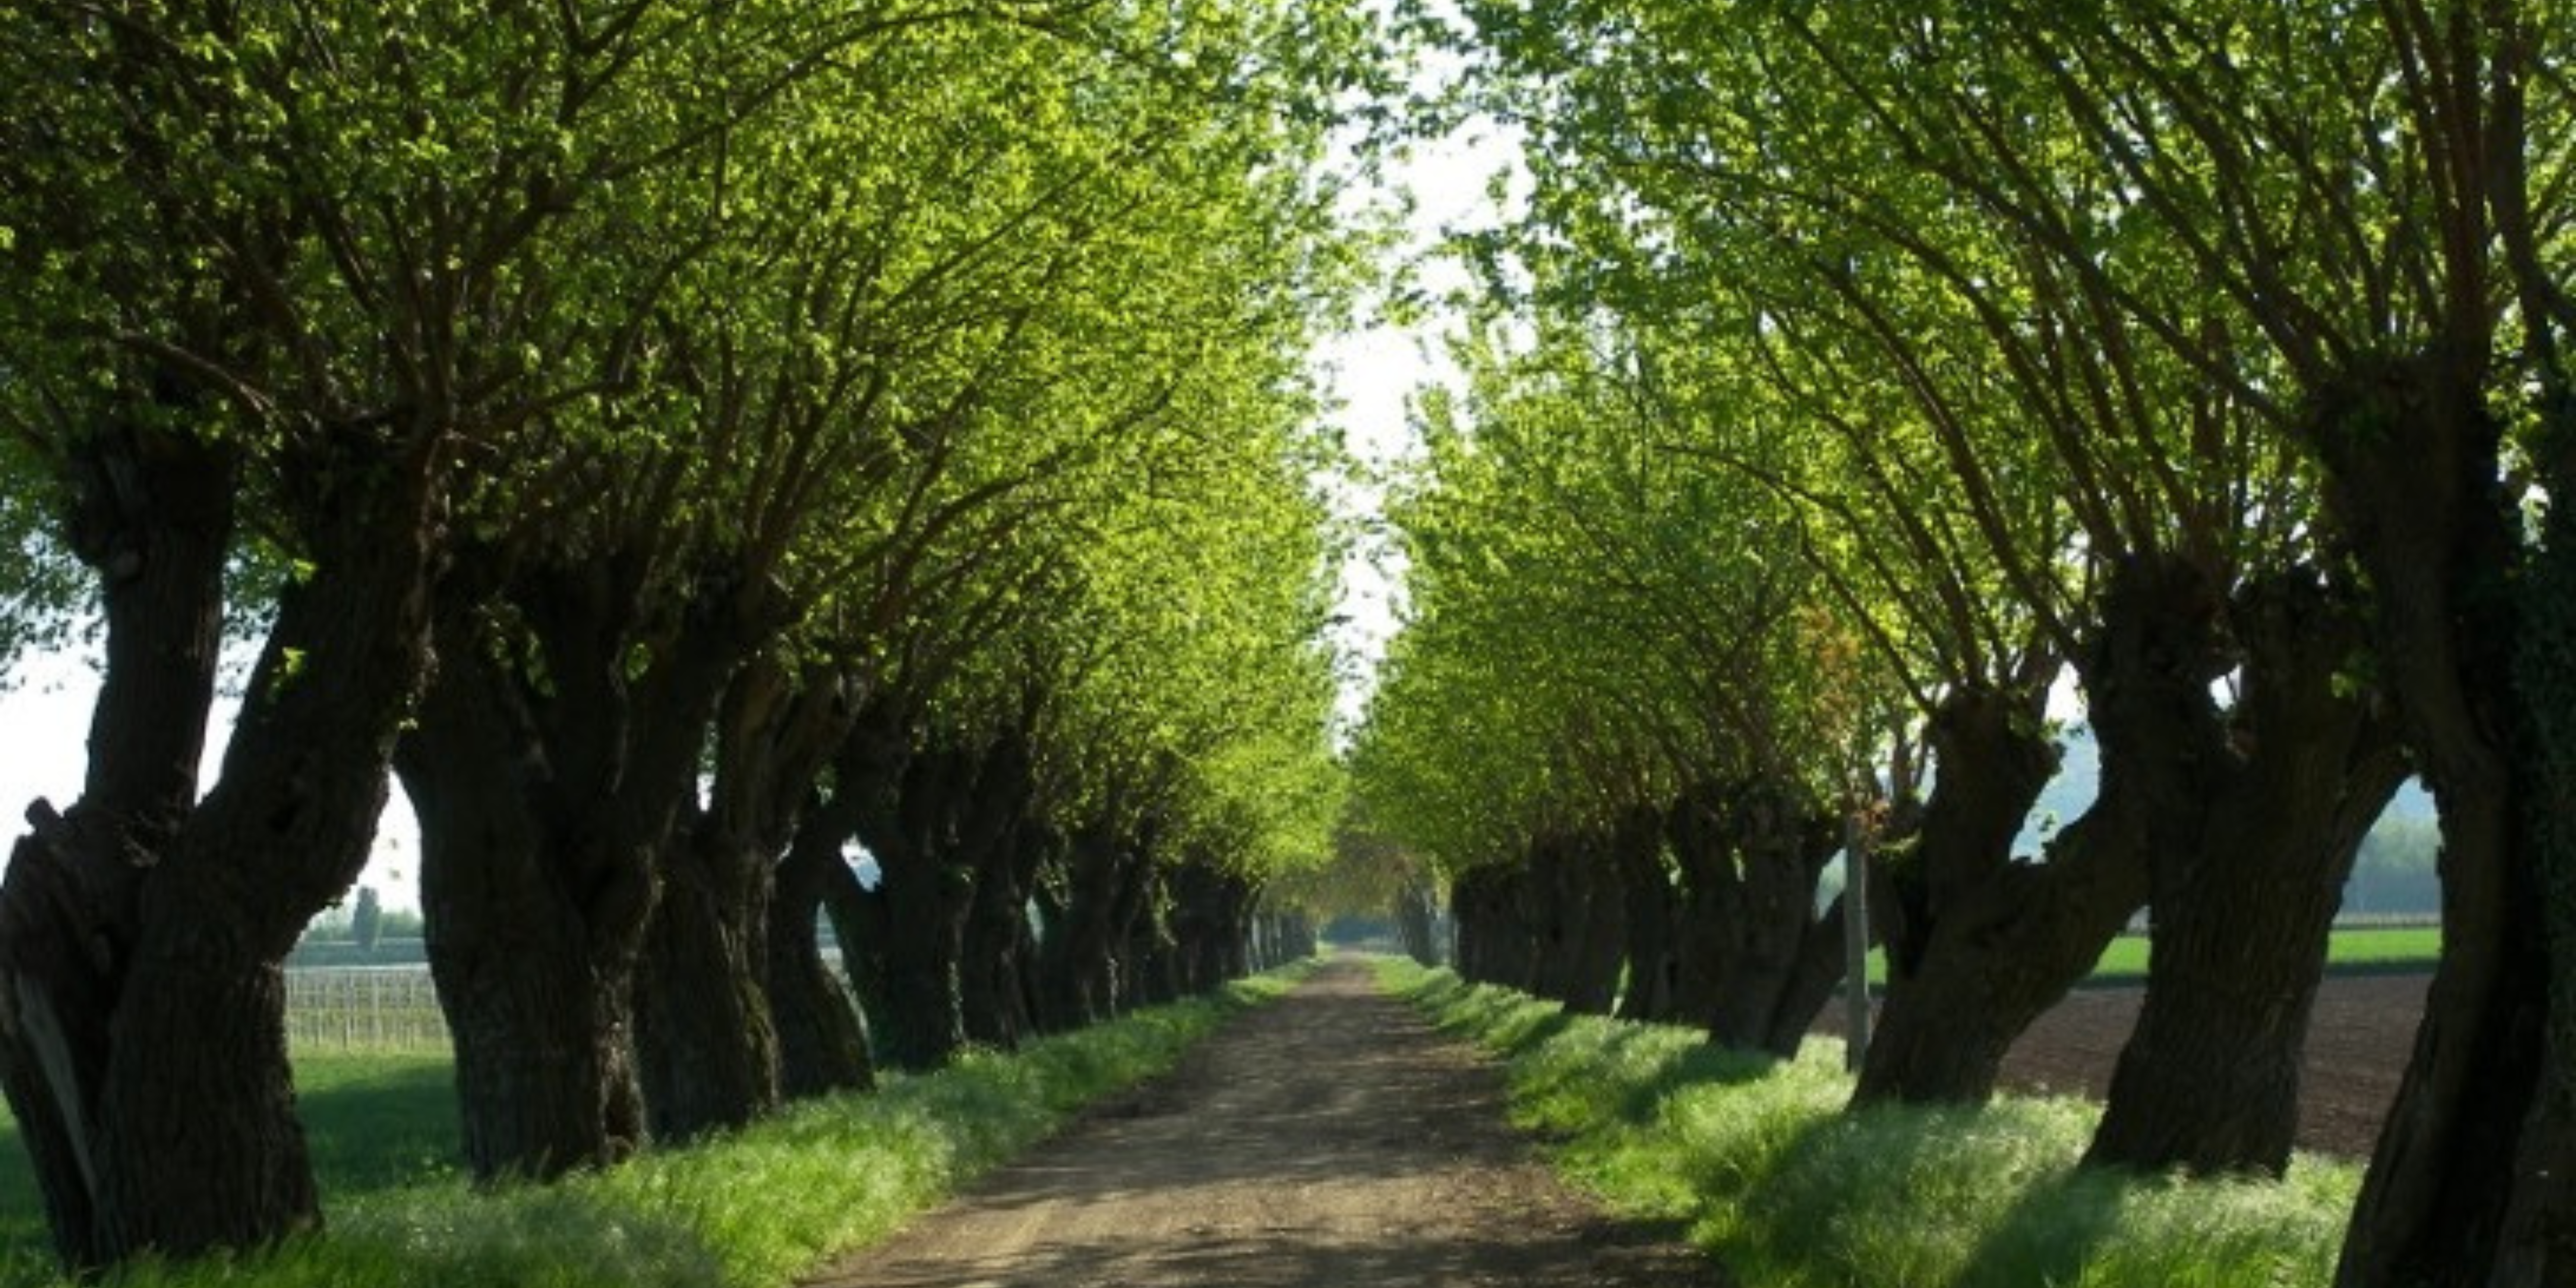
0, 426, 237, 1266
851, 727, 1032, 1070
2320, 352, 2569, 1288
1519, 836, 1578, 1004
1557, 832, 1629, 1017
1769, 891, 1854, 1056
636, 660, 851, 1137
962, 819, 1049, 1048
2088, 570, 2407, 1175
847, 741, 973, 1072
1666, 776, 1839, 1056
1394, 881, 1442, 967
398, 555, 759, 1180
1168, 861, 1238, 997
1855, 558, 2210, 1107
0, 416, 440, 1266
1452, 864, 1536, 990
397, 641, 646, 1183
1610, 808, 1678, 1023
1868, 685, 2058, 991
635, 820, 779, 1142
1034, 820, 1132, 1032
770, 707, 905, 1096
767, 825, 874, 1101
1120, 863, 1181, 1010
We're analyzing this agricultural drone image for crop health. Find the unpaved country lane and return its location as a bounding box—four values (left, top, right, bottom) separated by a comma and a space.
804, 959, 1719, 1288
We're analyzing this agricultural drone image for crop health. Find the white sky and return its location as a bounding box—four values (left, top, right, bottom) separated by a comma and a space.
0, 641, 426, 912
1320, 81, 1527, 733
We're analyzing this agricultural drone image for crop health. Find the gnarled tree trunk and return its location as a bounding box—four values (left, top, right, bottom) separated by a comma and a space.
962, 817, 1048, 1048
767, 827, 874, 1100
2318, 352, 2568, 1288
1855, 557, 2213, 1107
1, 420, 441, 1266
635, 819, 780, 1142
1034, 819, 1133, 1032
1611, 808, 1679, 1023
399, 557, 757, 1180
1667, 776, 1839, 1055
636, 660, 852, 1137
2089, 570, 2407, 1175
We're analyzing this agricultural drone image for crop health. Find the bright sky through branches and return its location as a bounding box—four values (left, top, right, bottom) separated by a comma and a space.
0, 64, 1527, 916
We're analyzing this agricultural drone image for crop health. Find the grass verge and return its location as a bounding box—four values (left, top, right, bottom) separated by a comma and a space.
2, 967, 1305, 1288
1379, 957, 2359, 1288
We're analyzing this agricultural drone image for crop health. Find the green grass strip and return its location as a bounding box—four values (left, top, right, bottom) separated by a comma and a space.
1379, 957, 2359, 1288
2083, 925, 2440, 985
9, 967, 1305, 1288
1838, 924, 2443, 989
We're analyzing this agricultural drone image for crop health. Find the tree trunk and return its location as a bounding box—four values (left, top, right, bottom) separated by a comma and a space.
0, 425, 236, 1268
770, 706, 905, 1095
634, 820, 779, 1142
1515, 834, 1576, 1004
1121, 864, 1181, 1009
1395, 881, 1441, 966
1035, 821, 1130, 1032
398, 643, 648, 1183
2317, 353, 2569, 1288
1767, 890, 1854, 1056
1856, 556, 2210, 1106
400, 556, 758, 1180
1871, 686, 2058, 991
1450, 868, 1494, 984
1664, 777, 1839, 1055
1460, 863, 1538, 990
855, 728, 1041, 1071
961, 820, 1046, 1048
2089, 571, 2407, 1175
637, 660, 852, 1131
1612, 808, 1678, 1023
1167, 861, 1232, 997
766, 825, 874, 1100
1559, 831, 1629, 1016
1, 420, 440, 1266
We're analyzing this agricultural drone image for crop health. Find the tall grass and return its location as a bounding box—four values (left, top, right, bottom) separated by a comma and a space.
1381, 959, 2358, 1288
0, 968, 1303, 1288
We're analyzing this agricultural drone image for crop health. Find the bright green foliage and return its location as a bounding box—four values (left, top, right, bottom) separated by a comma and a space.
0, 971, 1306, 1288
1350, 298, 1901, 874
674, 0, 1380, 895
1380, 958, 2359, 1288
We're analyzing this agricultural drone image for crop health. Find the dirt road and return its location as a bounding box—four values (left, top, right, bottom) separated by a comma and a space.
805, 960, 1718, 1288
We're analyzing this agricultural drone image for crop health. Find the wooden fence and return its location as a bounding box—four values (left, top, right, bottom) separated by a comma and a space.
285, 966, 449, 1054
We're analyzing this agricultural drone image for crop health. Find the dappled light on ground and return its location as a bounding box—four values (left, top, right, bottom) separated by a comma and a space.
806, 960, 1714, 1288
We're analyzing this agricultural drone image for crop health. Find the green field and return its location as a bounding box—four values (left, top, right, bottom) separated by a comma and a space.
2084, 925, 2440, 985
0, 1054, 458, 1285
1849, 924, 2443, 989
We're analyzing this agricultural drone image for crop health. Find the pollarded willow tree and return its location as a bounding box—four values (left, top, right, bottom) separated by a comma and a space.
0, 0, 916, 1262
1354, 297, 1902, 1056
1423, 0, 2576, 1280
1463, 0, 2427, 1168
389, 0, 1366, 1165
0, 0, 1381, 1265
